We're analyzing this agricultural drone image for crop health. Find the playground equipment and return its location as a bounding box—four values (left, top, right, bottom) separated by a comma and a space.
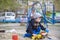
42, 1, 55, 28
44, 1, 55, 24
27, 1, 55, 26
27, 1, 43, 22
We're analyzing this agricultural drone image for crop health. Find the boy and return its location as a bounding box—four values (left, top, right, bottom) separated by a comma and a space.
24, 13, 49, 38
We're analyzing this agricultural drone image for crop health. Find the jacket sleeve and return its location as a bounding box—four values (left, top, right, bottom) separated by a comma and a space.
39, 24, 49, 33
26, 22, 33, 34
39, 24, 46, 30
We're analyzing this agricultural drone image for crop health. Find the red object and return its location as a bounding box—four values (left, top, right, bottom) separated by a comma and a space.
41, 32, 45, 34
12, 34, 18, 40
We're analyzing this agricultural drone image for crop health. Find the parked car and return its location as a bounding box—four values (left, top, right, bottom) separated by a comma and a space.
0, 12, 16, 23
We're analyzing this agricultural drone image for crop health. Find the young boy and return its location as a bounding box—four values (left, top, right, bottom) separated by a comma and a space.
24, 13, 49, 38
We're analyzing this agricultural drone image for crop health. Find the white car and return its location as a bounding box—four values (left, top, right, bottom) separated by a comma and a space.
4, 12, 16, 22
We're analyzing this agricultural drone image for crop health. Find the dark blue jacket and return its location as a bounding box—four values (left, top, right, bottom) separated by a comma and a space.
26, 19, 46, 34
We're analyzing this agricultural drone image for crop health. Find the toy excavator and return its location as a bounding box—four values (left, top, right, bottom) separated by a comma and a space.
32, 32, 47, 40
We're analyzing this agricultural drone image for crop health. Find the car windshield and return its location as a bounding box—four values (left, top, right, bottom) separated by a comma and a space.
7, 13, 14, 16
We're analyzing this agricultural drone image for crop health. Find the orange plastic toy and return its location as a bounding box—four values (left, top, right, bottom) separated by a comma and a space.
12, 34, 18, 40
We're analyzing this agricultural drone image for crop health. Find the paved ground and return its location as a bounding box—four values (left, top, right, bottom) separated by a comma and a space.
0, 23, 60, 40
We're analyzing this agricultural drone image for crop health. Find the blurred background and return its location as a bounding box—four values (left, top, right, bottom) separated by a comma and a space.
0, 0, 60, 40
0, 0, 60, 23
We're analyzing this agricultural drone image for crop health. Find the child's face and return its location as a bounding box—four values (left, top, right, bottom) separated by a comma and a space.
34, 22, 40, 27
35, 17, 42, 22
33, 17, 42, 27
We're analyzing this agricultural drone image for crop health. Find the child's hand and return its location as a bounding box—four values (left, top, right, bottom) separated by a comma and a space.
41, 32, 47, 36
32, 34, 37, 36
